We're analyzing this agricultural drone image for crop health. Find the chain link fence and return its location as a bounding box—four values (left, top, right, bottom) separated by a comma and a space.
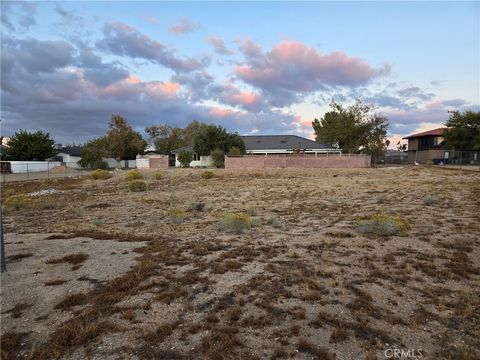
0, 162, 93, 183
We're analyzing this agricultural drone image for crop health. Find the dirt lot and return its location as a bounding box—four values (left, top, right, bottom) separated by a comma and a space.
1, 167, 479, 359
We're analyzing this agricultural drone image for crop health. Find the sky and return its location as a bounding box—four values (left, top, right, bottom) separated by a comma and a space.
1, 1, 479, 148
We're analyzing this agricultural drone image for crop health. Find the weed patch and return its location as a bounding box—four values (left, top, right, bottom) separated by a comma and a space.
126, 169, 143, 181
91, 169, 112, 180
166, 208, 187, 224
128, 179, 147, 192
356, 214, 409, 237
3, 194, 33, 211
219, 212, 251, 234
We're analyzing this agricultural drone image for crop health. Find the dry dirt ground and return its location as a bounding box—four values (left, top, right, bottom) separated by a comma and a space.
1, 167, 479, 359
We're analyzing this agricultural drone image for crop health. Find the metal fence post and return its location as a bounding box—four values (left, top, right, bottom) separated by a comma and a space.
26, 163, 29, 180
48, 161, 50, 179
1, 199, 6, 272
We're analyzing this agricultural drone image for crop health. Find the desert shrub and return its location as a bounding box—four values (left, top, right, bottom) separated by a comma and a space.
425, 160, 434, 165
210, 148, 225, 168
3, 195, 32, 211
266, 215, 284, 229
166, 208, 186, 224
376, 195, 387, 204
423, 195, 435, 206
153, 171, 162, 180
219, 212, 251, 234
228, 146, 244, 157
91, 169, 112, 180
356, 214, 410, 237
126, 169, 143, 180
128, 180, 147, 192
178, 151, 193, 167
201, 171, 214, 179
36, 196, 65, 210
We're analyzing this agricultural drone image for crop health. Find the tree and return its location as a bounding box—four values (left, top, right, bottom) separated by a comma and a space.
360, 115, 389, 157
78, 137, 109, 169
397, 141, 407, 152
312, 99, 389, 155
106, 114, 147, 160
3, 130, 57, 161
443, 110, 480, 150
193, 124, 246, 156
228, 146, 243, 156
145, 124, 183, 154
145, 121, 210, 154
177, 151, 193, 167
210, 148, 225, 168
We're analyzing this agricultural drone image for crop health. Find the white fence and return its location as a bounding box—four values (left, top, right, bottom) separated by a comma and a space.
7, 161, 62, 174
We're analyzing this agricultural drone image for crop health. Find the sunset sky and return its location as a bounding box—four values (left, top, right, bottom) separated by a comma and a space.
1, 1, 479, 148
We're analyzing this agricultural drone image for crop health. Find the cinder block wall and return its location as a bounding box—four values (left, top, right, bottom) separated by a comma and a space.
149, 155, 169, 168
225, 155, 371, 169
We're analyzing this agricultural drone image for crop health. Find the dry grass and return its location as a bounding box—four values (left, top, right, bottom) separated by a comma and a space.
2, 167, 479, 359
7, 252, 33, 261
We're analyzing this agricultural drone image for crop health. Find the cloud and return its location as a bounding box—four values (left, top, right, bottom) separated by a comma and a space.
168, 18, 201, 35
207, 36, 234, 55
237, 38, 263, 59
235, 40, 390, 107
396, 86, 435, 101
1, 1, 36, 33
1, 37, 75, 75
1, 34, 307, 144
79, 47, 130, 86
97, 22, 206, 72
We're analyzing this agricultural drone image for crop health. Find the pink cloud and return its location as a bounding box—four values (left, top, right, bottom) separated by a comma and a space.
169, 18, 201, 35
209, 106, 236, 118
235, 40, 389, 94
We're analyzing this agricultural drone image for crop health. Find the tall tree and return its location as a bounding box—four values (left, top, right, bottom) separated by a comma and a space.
443, 110, 480, 150
193, 124, 245, 156
106, 114, 147, 160
77, 137, 109, 169
312, 99, 389, 155
3, 130, 57, 161
145, 120, 210, 154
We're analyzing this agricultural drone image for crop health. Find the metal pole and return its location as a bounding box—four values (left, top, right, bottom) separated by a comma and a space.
1, 194, 6, 272
26, 163, 29, 180
48, 161, 50, 179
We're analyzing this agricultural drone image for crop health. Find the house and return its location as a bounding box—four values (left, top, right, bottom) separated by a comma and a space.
56, 146, 83, 168
402, 128, 449, 164
381, 149, 408, 164
171, 135, 340, 167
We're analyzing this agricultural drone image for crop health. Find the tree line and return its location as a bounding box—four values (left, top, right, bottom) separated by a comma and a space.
2, 102, 479, 167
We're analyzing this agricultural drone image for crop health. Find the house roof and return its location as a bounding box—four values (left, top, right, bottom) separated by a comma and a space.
172, 135, 330, 154
402, 128, 445, 139
242, 135, 329, 151
58, 146, 83, 156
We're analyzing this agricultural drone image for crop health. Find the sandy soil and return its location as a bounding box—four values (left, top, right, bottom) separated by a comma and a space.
1, 167, 479, 359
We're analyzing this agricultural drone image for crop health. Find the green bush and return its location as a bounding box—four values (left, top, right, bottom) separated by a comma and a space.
178, 151, 193, 168
210, 148, 225, 168
425, 160, 434, 165
153, 171, 162, 180
423, 196, 435, 206
166, 208, 186, 224
126, 169, 143, 180
219, 212, 251, 234
355, 214, 410, 237
128, 179, 147, 192
4, 194, 33, 211
200, 170, 214, 179
91, 169, 112, 180
228, 146, 244, 157
91, 160, 109, 170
